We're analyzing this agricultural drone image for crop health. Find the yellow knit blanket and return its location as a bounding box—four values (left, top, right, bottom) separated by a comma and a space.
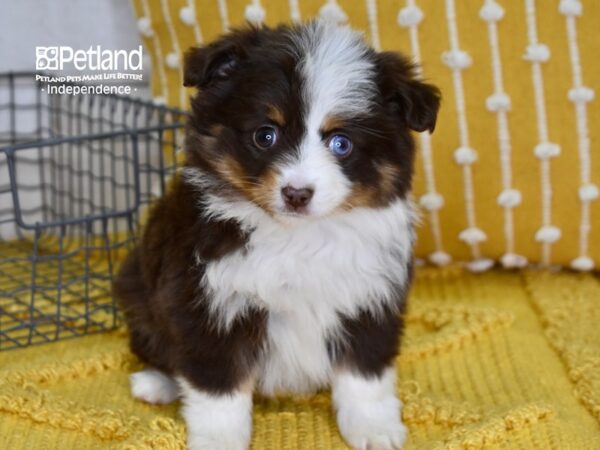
1, 268, 599, 449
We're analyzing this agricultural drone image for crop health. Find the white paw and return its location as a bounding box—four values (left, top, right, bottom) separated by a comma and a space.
130, 369, 179, 404
336, 399, 407, 450
179, 377, 253, 450
332, 369, 408, 450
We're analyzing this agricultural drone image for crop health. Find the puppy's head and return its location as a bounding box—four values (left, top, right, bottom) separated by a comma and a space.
183, 22, 439, 223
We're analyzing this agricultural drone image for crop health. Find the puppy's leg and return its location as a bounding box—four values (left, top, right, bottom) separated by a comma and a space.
130, 368, 179, 404
172, 306, 265, 450
332, 367, 406, 450
178, 377, 253, 450
331, 303, 408, 450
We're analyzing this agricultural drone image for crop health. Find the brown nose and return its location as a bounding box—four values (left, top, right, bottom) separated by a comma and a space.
282, 186, 314, 209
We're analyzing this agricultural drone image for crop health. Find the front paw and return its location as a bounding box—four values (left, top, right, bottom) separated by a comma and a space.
332, 369, 408, 450
336, 399, 407, 450
179, 378, 252, 450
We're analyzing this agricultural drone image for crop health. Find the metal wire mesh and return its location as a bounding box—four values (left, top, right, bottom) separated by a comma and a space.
0, 72, 186, 350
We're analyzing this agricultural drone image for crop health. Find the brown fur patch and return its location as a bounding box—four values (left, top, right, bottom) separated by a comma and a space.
215, 156, 278, 214
345, 183, 378, 209
377, 162, 401, 198
214, 155, 246, 189
344, 163, 401, 209
320, 115, 345, 134
266, 105, 285, 126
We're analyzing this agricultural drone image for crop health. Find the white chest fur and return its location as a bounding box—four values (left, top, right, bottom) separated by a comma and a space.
201, 199, 414, 395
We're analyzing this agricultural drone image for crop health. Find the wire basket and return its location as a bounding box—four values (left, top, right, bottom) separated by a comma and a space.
0, 72, 186, 350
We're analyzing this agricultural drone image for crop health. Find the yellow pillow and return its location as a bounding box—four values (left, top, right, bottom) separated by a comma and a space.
131, 0, 599, 271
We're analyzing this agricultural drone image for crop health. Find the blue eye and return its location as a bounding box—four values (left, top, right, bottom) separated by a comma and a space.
253, 126, 278, 149
327, 134, 353, 158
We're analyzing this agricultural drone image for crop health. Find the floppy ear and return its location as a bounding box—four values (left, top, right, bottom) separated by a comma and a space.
376, 52, 441, 133
184, 27, 262, 88
396, 78, 440, 133
183, 44, 239, 88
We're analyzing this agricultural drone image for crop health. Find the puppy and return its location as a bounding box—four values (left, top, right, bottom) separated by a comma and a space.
114, 21, 439, 450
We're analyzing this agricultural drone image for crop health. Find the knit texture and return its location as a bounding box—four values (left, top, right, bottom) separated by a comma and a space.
1, 268, 599, 449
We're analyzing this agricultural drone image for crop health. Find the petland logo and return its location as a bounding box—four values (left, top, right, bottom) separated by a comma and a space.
36, 46, 143, 71
35, 45, 144, 96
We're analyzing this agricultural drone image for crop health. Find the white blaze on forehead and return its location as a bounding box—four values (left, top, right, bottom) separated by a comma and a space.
297, 22, 377, 123
274, 22, 377, 216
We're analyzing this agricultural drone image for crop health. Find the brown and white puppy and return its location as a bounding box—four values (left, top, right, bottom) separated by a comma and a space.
114, 21, 439, 450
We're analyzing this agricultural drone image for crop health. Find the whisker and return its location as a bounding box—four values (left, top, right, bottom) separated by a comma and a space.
349, 123, 388, 139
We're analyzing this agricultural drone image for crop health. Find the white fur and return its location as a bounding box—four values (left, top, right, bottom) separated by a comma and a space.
295, 22, 376, 119
332, 368, 407, 450
130, 369, 179, 404
274, 145, 352, 217
178, 377, 253, 450
201, 198, 415, 395
271, 22, 376, 218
